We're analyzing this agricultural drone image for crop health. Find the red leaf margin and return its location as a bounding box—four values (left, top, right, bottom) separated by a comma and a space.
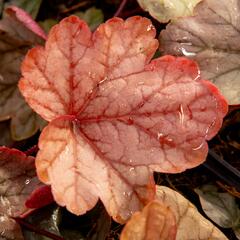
18, 16, 228, 222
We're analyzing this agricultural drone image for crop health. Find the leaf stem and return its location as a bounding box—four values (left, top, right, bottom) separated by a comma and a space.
114, 0, 128, 17
14, 217, 64, 240
24, 145, 39, 156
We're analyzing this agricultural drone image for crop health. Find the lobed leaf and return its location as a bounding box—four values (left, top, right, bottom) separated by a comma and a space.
0, 6, 46, 141
137, 0, 201, 23
0, 147, 41, 239
19, 16, 227, 222
160, 0, 240, 105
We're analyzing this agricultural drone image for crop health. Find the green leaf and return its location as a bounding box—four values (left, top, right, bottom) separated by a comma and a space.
24, 204, 62, 240
195, 184, 240, 228
74, 7, 104, 30
8, 0, 42, 19
38, 19, 58, 33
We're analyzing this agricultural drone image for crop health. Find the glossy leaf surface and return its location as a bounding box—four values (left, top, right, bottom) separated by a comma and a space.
19, 16, 227, 222
160, 0, 240, 105
0, 147, 41, 239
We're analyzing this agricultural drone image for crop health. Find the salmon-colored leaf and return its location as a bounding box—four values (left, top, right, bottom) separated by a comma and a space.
121, 186, 227, 240
120, 200, 177, 240
19, 16, 227, 222
0, 6, 46, 141
0, 147, 41, 239
160, 0, 240, 105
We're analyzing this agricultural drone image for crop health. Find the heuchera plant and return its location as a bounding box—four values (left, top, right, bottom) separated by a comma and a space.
18, 15, 227, 223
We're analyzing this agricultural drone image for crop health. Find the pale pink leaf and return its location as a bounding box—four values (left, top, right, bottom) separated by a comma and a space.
19, 16, 227, 222
5, 6, 47, 40
160, 0, 240, 105
156, 186, 228, 239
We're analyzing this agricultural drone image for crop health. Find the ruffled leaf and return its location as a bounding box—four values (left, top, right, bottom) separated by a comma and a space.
137, 0, 201, 22
160, 0, 240, 105
19, 16, 227, 222
0, 6, 46, 141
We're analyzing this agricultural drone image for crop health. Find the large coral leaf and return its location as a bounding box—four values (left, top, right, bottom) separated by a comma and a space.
0, 6, 46, 140
19, 16, 158, 121
160, 0, 240, 105
137, 0, 201, 23
19, 16, 227, 222
0, 147, 41, 239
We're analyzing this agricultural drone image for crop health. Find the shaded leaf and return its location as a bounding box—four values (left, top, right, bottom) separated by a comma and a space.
19, 16, 227, 222
195, 184, 240, 228
74, 7, 104, 30
160, 0, 240, 104
120, 200, 177, 240
60, 202, 110, 240
234, 228, 240, 240
0, 147, 41, 239
86, 204, 111, 240
0, 120, 14, 146
137, 0, 201, 22
0, 6, 46, 141
156, 186, 227, 239
23, 204, 62, 240
8, 0, 43, 19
